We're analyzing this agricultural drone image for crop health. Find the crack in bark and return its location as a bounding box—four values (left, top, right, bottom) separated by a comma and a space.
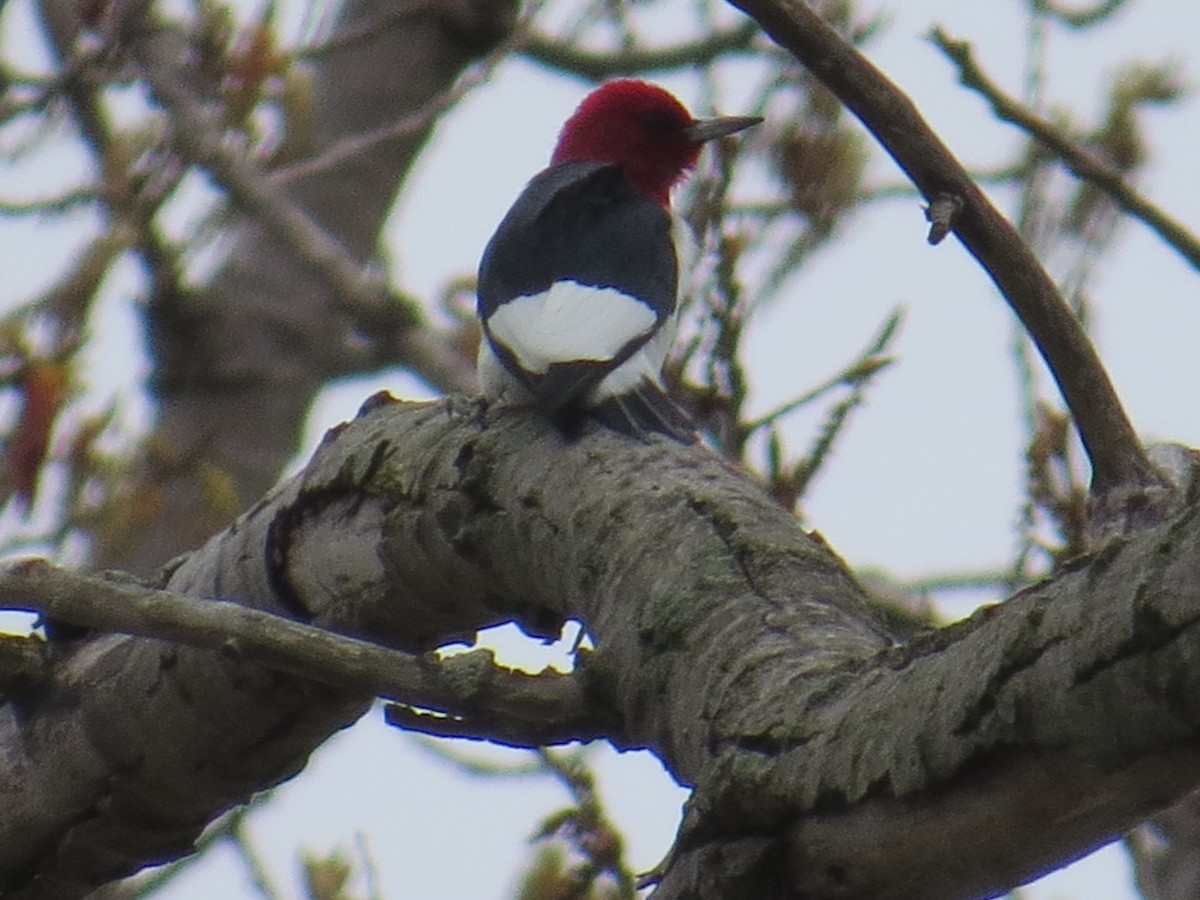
685, 495, 771, 601
1075, 583, 1200, 690
954, 605, 1064, 736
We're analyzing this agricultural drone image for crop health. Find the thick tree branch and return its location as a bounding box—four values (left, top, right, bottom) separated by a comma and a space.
0, 562, 602, 748
5, 400, 1200, 898
931, 27, 1200, 273
725, 0, 1171, 509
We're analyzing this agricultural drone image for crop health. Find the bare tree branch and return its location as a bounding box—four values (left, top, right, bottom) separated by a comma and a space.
724, 0, 1172, 512
10, 5, 1200, 900
520, 20, 760, 80
33, 0, 513, 575
0, 187, 101, 217
0, 562, 602, 747
931, 27, 1200, 273
1033, 0, 1132, 29
125, 21, 476, 402
128, 23, 481, 401
131, 27, 414, 334
277, 0, 547, 185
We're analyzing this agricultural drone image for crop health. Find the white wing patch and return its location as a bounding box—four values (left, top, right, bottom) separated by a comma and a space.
485, 281, 658, 374
591, 311, 676, 399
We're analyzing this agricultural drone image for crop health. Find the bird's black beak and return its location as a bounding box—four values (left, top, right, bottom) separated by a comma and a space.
684, 115, 763, 144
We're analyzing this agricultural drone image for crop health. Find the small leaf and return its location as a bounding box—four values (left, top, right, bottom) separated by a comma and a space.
7, 361, 68, 511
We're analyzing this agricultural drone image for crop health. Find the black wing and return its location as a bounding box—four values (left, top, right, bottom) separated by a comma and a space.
478, 161, 677, 323
478, 162, 690, 440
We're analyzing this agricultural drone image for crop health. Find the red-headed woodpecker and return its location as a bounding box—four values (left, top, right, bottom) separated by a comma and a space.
476, 79, 761, 442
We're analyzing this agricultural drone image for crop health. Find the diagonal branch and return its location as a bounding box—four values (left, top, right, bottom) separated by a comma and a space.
58, 0, 512, 576
277, 0, 547, 185
724, 0, 1170, 508
931, 28, 1200, 274
129, 25, 473, 388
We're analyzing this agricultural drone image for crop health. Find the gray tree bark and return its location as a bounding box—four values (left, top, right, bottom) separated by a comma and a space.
3, 400, 1199, 899
9, 1, 1199, 898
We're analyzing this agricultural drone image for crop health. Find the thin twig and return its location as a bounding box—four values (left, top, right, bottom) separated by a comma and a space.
229, 812, 284, 900
130, 28, 411, 333
520, 20, 759, 80
268, 65, 474, 185
127, 23, 477, 392
31, 0, 203, 333
354, 833, 383, 900
275, 0, 548, 185
0, 187, 102, 217
889, 568, 1014, 596
409, 734, 547, 777
1032, 0, 1131, 29
744, 307, 900, 433
26, 2, 112, 157
533, 748, 637, 897
931, 28, 1200, 274
726, 0, 1169, 505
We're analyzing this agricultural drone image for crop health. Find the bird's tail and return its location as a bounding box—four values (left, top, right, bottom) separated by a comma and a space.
590, 381, 697, 444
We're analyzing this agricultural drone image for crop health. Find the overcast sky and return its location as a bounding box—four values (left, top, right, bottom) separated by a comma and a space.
4, 0, 1200, 896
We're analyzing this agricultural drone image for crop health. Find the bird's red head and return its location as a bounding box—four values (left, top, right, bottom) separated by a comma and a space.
551, 79, 761, 206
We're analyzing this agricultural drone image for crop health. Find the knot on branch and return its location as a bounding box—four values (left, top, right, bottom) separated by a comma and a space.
924, 193, 964, 245
1086, 443, 1195, 544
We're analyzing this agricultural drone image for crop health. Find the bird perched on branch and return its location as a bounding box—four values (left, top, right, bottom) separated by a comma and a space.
476, 79, 761, 442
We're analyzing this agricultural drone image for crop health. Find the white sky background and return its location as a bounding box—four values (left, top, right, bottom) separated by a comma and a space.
3, 0, 1200, 897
